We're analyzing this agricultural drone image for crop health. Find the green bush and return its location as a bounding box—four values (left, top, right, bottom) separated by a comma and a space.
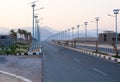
0, 50, 6, 54
0, 44, 30, 55
4, 50, 13, 55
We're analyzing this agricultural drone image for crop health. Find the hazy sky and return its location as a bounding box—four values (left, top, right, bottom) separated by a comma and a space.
0, 0, 120, 33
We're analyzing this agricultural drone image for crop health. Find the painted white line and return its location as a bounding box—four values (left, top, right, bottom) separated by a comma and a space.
92, 68, 107, 77
74, 58, 80, 62
0, 71, 32, 82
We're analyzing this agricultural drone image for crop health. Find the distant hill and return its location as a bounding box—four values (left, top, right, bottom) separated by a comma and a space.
0, 26, 58, 41
1, 26, 105, 41
39, 26, 58, 41
40, 27, 54, 41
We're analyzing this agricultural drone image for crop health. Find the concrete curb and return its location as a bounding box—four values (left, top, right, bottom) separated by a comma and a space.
0, 51, 42, 56
54, 43, 120, 63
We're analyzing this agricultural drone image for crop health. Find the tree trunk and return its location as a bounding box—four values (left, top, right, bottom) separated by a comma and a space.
112, 43, 119, 56
96, 41, 98, 52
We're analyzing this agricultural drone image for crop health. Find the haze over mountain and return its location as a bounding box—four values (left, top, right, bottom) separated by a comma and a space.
0, 26, 59, 41
0, 26, 109, 41
40, 26, 59, 41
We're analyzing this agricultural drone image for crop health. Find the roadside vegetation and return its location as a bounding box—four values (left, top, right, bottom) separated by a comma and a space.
0, 28, 32, 55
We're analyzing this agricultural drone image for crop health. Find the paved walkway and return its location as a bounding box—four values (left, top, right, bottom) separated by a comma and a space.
77, 43, 120, 49
0, 55, 42, 82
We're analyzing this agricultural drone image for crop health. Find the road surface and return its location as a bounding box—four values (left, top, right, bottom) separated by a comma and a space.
42, 41, 120, 82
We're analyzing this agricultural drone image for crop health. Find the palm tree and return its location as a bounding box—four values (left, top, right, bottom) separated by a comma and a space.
9, 29, 17, 43
21, 30, 27, 40
17, 29, 22, 39
27, 32, 32, 42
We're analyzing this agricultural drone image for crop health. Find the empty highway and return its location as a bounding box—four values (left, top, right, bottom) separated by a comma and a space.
42, 41, 120, 82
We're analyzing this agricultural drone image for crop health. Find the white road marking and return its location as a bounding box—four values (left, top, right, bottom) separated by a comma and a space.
74, 58, 80, 62
0, 71, 32, 82
92, 68, 107, 77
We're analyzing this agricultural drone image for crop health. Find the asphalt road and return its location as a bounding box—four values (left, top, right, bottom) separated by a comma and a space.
42, 41, 120, 82
0, 56, 42, 82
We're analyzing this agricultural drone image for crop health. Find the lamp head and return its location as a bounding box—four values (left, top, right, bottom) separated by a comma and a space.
95, 17, 99, 21
84, 22, 88, 25
113, 9, 120, 14
77, 25, 80, 28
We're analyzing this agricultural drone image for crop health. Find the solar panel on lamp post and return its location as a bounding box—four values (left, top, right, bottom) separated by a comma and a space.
113, 9, 119, 49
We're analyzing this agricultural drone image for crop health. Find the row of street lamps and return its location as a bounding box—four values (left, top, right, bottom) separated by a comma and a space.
53, 17, 99, 42
30, 1, 44, 50
50, 8, 119, 50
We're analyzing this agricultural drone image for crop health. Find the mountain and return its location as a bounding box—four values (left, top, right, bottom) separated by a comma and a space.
1, 26, 106, 41
40, 27, 54, 41
0, 26, 58, 41
21, 26, 58, 41
38, 26, 59, 41
43, 26, 58, 34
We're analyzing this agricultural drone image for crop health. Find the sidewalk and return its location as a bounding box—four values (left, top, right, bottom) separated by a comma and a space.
0, 55, 42, 82
77, 43, 120, 49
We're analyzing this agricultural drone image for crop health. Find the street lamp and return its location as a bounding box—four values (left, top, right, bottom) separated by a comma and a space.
30, 1, 44, 50
34, 15, 38, 40
84, 22, 88, 41
71, 27, 74, 40
68, 29, 70, 40
77, 25, 80, 39
95, 17, 100, 52
95, 17, 99, 40
113, 9, 119, 48
62, 31, 64, 41
30, 2, 37, 50
65, 30, 67, 40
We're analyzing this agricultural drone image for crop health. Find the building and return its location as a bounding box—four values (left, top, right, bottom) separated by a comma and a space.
99, 31, 120, 44
0, 35, 14, 48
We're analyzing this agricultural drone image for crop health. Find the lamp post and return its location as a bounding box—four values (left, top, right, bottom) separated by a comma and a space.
34, 15, 38, 40
68, 29, 70, 40
60, 32, 62, 41
71, 27, 74, 40
31, 2, 36, 49
30, 0, 44, 50
84, 22, 88, 41
62, 31, 64, 41
65, 30, 67, 40
95, 17, 99, 52
95, 17, 99, 39
77, 25, 80, 39
113, 9, 119, 48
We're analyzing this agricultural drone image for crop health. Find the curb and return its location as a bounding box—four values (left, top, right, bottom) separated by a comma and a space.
0, 52, 42, 56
